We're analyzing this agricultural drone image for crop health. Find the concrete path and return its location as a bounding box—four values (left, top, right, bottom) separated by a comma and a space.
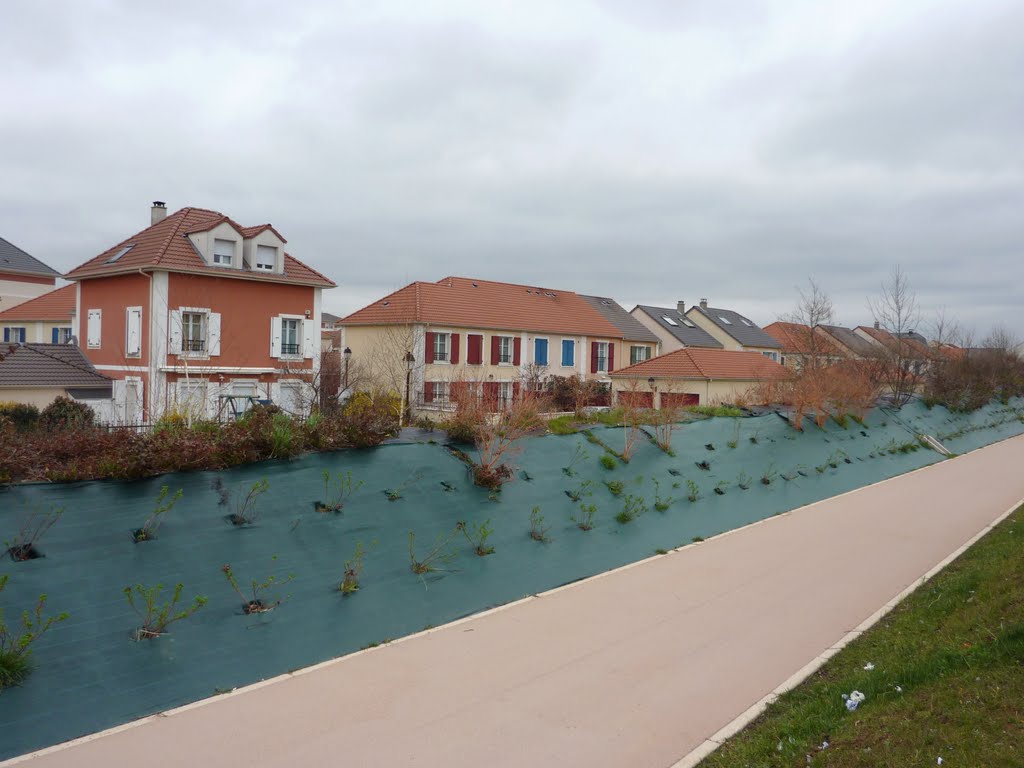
11, 435, 1024, 768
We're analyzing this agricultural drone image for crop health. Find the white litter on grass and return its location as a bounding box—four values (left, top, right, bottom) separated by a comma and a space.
863, 662, 875, 671
937, 757, 944, 765
895, 685, 903, 693
842, 690, 866, 711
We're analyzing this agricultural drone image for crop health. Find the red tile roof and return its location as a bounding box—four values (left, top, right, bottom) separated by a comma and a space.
0, 285, 75, 321
341, 277, 632, 338
763, 321, 843, 356
610, 347, 788, 380
854, 326, 932, 360
63, 207, 333, 287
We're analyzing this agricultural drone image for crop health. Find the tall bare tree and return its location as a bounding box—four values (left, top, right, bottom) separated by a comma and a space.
785, 278, 835, 370
868, 265, 923, 405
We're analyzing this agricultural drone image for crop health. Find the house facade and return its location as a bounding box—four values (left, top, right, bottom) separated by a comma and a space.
684, 299, 784, 361
0, 342, 112, 409
0, 285, 75, 345
0, 236, 61, 312
340, 277, 658, 415
64, 203, 335, 424
608, 347, 788, 408
630, 302, 724, 353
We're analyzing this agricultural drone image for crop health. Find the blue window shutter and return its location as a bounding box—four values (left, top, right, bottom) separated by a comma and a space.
535, 338, 548, 366
19, 328, 25, 343
561, 339, 574, 366
2, 328, 7, 343
52, 328, 59, 343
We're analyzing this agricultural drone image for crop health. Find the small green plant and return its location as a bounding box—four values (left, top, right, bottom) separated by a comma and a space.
456, 519, 495, 556
692, 535, 705, 543
749, 430, 760, 444
562, 445, 589, 476
221, 559, 293, 614
604, 479, 625, 496
570, 503, 597, 531
686, 479, 701, 503
0, 575, 69, 689
529, 506, 551, 542
408, 530, 459, 575
761, 464, 777, 485
599, 454, 617, 470
713, 480, 728, 496
124, 582, 207, 640
384, 470, 423, 501
737, 472, 751, 490
5, 505, 63, 561
228, 479, 269, 526
655, 548, 669, 555
133, 486, 183, 542
652, 477, 673, 512
727, 419, 740, 449
828, 449, 847, 469
339, 542, 366, 595
317, 470, 363, 513
565, 478, 593, 503
615, 494, 647, 524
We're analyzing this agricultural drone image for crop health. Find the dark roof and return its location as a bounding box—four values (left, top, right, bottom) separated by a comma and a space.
897, 330, 929, 344
321, 312, 341, 327
688, 306, 782, 349
579, 296, 660, 343
0, 343, 112, 390
817, 325, 879, 357
0, 236, 61, 279
632, 305, 724, 349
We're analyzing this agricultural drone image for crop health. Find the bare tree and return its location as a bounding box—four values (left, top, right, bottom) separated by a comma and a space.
868, 266, 923, 405
785, 278, 835, 370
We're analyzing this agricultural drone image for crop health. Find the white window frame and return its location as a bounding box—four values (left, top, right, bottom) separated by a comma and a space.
498, 381, 512, 403
231, 379, 259, 414
498, 335, 513, 365
280, 317, 302, 358
433, 331, 450, 363
630, 345, 651, 365
176, 378, 208, 418
254, 244, 277, 272
212, 238, 235, 267
57, 327, 73, 344
3, 326, 27, 344
595, 341, 610, 373
761, 351, 778, 362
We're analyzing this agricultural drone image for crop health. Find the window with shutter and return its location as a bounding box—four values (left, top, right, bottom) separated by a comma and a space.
449, 333, 460, 364
125, 307, 142, 358
213, 238, 235, 266
490, 336, 501, 365
534, 338, 548, 366
87, 310, 102, 349
424, 332, 436, 364
467, 334, 483, 364
561, 339, 574, 367
512, 337, 521, 365
254, 245, 276, 271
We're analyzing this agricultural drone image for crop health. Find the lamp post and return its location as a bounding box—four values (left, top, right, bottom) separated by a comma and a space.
403, 351, 415, 425
343, 346, 351, 394
648, 376, 657, 410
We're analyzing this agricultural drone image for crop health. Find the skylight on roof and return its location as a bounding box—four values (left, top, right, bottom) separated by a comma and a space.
740, 318, 754, 327
682, 319, 695, 327
106, 245, 133, 264
718, 316, 732, 325
662, 316, 678, 326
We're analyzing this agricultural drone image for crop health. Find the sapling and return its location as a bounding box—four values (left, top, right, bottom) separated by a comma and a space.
339, 542, 365, 595
408, 530, 459, 575
749, 430, 760, 445
0, 575, 69, 689
222, 559, 293, 614
565, 479, 593, 503
133, 486, 182, 542
570, 503, 597, 531
124, 582, 207, 640
761, 464, 777, 485
6, 505, 63, 561
317, 470, 363, 513
686, 479, 701, 503
615, 494, 647, 524
713, 480, 728, 496
562, 445, 588, 476
228, 479, 269, 526
384, 470, 423, 501
529, 506, 551, 541
737, 472, 751, 491
727, 420, 740, 449
604, 479, 624, 496
651, 477, 673, 512
456, 519, 495, 556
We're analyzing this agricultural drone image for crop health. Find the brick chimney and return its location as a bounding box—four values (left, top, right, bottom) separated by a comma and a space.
874, 320, 880, 330
699, 298, 708, 310
676, 300, 685, 313
151, 201, 167, 225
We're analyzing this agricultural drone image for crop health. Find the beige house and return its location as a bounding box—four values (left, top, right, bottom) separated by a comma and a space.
0, 285, 76, 345
0, 236, 61, 313
608, 347, 788, 408
684, 299, 783, 361
340, 277, 658, 415
630, 302, 725, 353
0, 342, 112, 409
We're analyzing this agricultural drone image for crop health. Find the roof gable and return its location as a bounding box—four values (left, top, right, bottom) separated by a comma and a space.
688, 305, 782, 349
341, 277, 627, 338
0, 236, 61, 279
610, 347, 787, 380
762, 321, 843, 356
579, 296, 660, 343
0, 343, 112, 388
0, 285, 75, 321
633, 305, 724, 348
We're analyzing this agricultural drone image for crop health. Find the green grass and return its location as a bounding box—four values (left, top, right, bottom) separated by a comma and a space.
684, 405, 744, 418
701, 506, 1024, 767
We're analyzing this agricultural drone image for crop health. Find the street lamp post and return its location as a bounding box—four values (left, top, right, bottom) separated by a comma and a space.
648, 376, 657, 410
403, 351, 415, 426
343, 346, 352, 394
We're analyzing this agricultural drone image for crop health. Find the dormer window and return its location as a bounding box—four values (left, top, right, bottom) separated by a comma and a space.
255, 245, 277, 272
213, 238, 235, 266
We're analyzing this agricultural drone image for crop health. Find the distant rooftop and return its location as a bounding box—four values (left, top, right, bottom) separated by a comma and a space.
633, 305, 724, 349
0, 236, 61, 279
688, 305, 782, 349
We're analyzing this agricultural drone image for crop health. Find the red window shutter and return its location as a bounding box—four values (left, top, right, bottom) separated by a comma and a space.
450, 333, 460, 364
468, 334, 482, 364
512, 381, 521, 399
590, 341, 599, 373
491, 336, 501, 365
424, 332, 435, 364
484, 382, 499, 399
608, 343, 615, 372
513, 337, 522, 365
424, 382, 434, 403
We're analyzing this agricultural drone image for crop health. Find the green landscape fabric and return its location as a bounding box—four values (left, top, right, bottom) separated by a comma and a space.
0, 398, 1021, 759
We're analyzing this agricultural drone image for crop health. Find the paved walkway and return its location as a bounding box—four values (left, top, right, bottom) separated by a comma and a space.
11, 435, 1024, 768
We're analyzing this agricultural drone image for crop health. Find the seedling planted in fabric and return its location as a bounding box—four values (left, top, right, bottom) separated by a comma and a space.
0, 575, 69, 689
615, 494, 647, 524
686, 479, 701, 503
222, 560, 293, 614
6, 505, 63, 561
457, 519, 495, 556
651, 477, 673, 511
316, 470, 362, 513
604, 479, 625, 496
124, 582, 206, 640
228, 479, 269, 526
529, 506, 551, 541
570, 503, 597, 531
133, 486, 182, 542
408, 530, 459, 575
599, 454, 617, 471
339, 542, 366, 595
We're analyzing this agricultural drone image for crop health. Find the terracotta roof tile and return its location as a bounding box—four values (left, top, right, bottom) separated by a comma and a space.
0, 285, 75, 321
341, 277, 626, 337
763, 321, 844, 356
610, 347, 788, 380
855, 326, 932, 360
63, 207, 333, 287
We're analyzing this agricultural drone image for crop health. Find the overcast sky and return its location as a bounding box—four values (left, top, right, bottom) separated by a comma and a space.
2, 0, 1021, 341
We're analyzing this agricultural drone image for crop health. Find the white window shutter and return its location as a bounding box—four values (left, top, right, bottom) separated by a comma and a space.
168, 310, 182, 354
302, 318, 315, 359
270, 317, 282, 358
87, 309, 102, 348
125, 308, 142, 357
208, 312, 222, 356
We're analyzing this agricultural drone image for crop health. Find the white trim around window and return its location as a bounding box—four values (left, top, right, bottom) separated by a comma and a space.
432, 330, 452, 364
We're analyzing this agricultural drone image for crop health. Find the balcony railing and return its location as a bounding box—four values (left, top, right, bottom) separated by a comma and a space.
281, 342, 301, 356
182, 338, 206, 352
